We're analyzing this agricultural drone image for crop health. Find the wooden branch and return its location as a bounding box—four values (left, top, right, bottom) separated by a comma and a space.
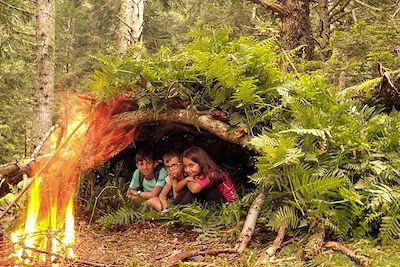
167, 248, 237, 267
328, 0, 351, 21
113, 109, 251, 147
303, 224, 326, 260
235, 192, 266, 254
0, 0, 33, 15
247, 0, 285, 18
266, 224, 287, 257
354, 0, 381, 11
325, 241, 372, 266
0, 121, 84, 220
24, 246, 106, 267
0, 125, 57, 198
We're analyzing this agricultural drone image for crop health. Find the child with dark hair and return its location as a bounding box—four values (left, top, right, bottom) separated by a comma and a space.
126, 148, 167, 207
147, 152, 185, 212
173, 147, 236, 205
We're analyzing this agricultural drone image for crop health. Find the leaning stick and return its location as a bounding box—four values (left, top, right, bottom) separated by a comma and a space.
235, 192, 266, 254
0, 121, 84, 220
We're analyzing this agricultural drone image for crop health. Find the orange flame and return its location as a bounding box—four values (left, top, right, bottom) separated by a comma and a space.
10, 94, 138, 265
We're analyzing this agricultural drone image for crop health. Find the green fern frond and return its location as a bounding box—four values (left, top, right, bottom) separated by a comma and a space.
97, 205, 142, 228
379, 215, 400, 243
268, 205, 299, 231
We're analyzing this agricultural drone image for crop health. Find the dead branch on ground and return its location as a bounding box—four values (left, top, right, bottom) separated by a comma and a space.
325, 241, 372, 266
167, 248, 237, 267
266, 224, 288, 257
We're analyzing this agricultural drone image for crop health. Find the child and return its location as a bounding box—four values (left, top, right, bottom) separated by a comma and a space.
147, 152, 185, 212
126, 148, 167, 203
173, 147, 236, 205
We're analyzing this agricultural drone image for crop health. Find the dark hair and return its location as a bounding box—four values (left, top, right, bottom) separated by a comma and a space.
163, 152, 181, 163
135, 148, 154, 163
181, 147, 223, 186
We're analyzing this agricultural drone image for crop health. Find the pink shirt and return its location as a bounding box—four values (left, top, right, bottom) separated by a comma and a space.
195, 171, 236, 202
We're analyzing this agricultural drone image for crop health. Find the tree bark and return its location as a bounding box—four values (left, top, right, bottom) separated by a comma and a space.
281, 0, 314, 59
33, 0, 55, 149
304, 224, 326, 260
118, 0, 144, 54
249, 0, 314, 59
339, 69, 400, 109
112, 109, 250, 147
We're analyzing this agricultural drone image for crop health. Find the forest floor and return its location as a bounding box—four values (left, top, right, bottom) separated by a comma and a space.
2, 220, 400, 266
72, 221, 400, 267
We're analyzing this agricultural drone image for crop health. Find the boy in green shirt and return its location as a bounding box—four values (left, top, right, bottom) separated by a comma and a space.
126, 148, 167, 202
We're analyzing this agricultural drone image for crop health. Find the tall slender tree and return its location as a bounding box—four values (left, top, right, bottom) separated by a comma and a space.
33, 0, 55, 148
118, 0, 144, 54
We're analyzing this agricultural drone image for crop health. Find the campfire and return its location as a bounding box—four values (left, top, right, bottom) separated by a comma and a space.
3, 95, 138, 266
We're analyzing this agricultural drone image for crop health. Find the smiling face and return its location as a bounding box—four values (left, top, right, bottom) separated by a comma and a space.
164, 156, 183, 179
136, 159, 156, 179
183, 157, 201, 178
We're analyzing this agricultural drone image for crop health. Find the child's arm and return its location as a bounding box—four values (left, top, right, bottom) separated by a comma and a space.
175, 177, 195, 193
126, 170, 141, 199
159, 183, 172, 210
187, 176, 210, 193
186, 180, 203, 193
140, 186, 163, 200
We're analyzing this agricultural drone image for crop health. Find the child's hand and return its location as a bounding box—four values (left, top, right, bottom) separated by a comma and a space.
185, 176, 195, 183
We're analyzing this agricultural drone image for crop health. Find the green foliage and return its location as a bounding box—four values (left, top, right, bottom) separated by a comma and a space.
90, 28, 283, 134
249, 71, 400, 242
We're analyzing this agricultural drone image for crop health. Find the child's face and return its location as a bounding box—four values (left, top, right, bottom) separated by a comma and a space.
164, 156, 183, 179
136, 159, 156, 179
183, 157, 201, 178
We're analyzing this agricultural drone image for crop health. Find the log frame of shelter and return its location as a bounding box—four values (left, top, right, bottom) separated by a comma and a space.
112, 109, 250, 147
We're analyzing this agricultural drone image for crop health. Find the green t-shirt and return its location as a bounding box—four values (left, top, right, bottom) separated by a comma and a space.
129, 167, 167, 192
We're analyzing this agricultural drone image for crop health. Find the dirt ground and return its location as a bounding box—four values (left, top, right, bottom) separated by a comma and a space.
2, 220, 400, 267
74, 221, 238, 267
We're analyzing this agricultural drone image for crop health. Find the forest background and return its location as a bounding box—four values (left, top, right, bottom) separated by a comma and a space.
1, 0, 400, 266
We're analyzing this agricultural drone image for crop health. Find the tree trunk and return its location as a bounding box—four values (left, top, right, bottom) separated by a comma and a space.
281, 0, 314, 59
249, 0, 314, 59
118, 0, 144, 54
33, 0, 55, 149
339, 69, 400, 109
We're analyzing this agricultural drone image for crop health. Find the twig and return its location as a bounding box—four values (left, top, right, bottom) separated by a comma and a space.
0, 0, 33, 15
354, 0, 381, 11
88, 186, 118, 226
23, 246, 106, 267
0, 121, 84, 220
325, 241, 372, 266
167, 248, 237, 267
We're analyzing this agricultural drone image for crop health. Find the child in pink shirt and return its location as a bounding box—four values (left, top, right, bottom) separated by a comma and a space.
173, 147, 236, 204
